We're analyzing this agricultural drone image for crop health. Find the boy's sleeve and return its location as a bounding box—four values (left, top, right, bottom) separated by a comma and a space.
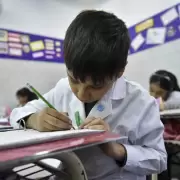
122, 98, 167, 175
10, 79, 65, 128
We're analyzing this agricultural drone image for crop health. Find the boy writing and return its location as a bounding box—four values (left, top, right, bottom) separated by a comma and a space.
10, 10, 167, 180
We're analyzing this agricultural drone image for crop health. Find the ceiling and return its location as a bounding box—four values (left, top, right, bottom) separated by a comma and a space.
56, 0, 109, 6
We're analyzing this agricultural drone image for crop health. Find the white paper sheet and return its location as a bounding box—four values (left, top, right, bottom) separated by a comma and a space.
131, 33, 145, 51
0, 129, 103, 149
0, 118, 9, 123
0, 42, 8, 54
32, 51, 44, 58
0, 30, 8, 42
146, 27, 166, 44
9, 48, 22, 56
161, 7, 178, 26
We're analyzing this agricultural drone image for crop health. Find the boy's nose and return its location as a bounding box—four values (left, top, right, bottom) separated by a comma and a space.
77, 88, 90, 102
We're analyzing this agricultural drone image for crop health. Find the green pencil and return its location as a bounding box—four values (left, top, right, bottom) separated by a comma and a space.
27, 83, 77, 129
27, 83, 56, 109
75, 111, 81, 127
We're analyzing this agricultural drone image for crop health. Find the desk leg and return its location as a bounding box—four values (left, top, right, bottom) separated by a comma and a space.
151, 174, 158, 180
167, 155, 172, 180
54, 152, 88, 180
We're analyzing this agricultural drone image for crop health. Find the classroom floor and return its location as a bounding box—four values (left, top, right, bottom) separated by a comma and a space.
0, 159, 62, 180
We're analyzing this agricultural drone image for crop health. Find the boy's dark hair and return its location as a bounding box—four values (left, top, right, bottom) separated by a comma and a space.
64, 10, 130, 84
150, 70, 180, 92
16, 87, 38, 102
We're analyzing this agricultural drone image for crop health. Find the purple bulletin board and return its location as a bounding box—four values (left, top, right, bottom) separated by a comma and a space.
0, 28, 64, 63
0, 3, 179, 63
128, 3, 180, 55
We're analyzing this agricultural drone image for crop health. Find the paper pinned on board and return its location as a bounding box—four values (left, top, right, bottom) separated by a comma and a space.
32, 51, 44, 58
131, 33, 145, 51
9, 48, 22, 56
160, 7, 178, 26
30, 40, 45, 52
0, 30, 8, 42
0, 42, 8, 54
146, 27, 167, 45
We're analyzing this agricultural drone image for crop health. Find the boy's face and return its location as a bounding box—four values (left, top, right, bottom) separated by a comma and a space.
67, 71, 122, 103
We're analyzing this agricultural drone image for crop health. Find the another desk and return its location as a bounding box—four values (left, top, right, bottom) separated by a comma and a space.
160, 109, 180, 120
160, 110, 180, 180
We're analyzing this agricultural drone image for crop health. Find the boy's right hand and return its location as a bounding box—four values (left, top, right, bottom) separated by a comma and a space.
27, 107, 72, 132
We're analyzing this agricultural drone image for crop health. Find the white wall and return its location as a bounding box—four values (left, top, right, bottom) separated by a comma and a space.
0, 0, 179, 107
101, 0, 180, 89
0, 0, 82, 107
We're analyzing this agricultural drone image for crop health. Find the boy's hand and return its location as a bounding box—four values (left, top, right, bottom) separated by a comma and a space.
99, 142, 126, 160
27, 107, 72, 132
159, 97, 165, 111
79, 117, 110, 131
80, 117, 126, 161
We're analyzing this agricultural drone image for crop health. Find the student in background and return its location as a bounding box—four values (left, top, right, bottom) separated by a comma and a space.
16, 87, 38, 107
149, 70, 180, 111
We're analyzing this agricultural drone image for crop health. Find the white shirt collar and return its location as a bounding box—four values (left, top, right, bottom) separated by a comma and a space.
110, 76, 126, 100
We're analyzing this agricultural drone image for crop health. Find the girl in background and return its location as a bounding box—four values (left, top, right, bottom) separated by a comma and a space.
149, 70, 180, 111
16, 87, 38, 107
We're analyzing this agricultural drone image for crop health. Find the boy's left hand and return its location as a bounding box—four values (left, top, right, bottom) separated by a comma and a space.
79, 117, 110, 131
80, 117, 126, 161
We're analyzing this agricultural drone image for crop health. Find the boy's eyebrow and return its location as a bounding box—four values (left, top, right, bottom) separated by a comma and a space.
67, 71, 115, 86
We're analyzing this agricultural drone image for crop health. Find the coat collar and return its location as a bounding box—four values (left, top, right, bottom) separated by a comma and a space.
110, 76, 127, 100
68, 76, 127, 128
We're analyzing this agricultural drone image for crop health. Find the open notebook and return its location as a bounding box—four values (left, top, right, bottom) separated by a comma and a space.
0, 129, 104, 150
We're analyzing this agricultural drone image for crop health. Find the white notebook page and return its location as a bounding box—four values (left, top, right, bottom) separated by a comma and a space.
0, 129, 103, 150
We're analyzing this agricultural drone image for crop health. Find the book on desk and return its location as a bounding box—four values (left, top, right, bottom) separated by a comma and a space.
0, 129, 105, 150
160, 109, 180, 119
0, 117, 9, 125
0, 129, 125, 164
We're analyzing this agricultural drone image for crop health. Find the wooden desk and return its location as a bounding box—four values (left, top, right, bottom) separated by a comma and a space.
160, 109, 180, 120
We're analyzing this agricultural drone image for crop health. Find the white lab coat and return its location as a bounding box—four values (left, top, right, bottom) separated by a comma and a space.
10, 77, 167, 180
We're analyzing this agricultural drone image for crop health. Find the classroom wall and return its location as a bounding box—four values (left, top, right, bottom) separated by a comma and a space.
0, 0, 81, 107
99, 0, 180, 89
0, 0, 179, 107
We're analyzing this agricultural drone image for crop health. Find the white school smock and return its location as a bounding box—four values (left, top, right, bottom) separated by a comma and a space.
10, 77, 167, 180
